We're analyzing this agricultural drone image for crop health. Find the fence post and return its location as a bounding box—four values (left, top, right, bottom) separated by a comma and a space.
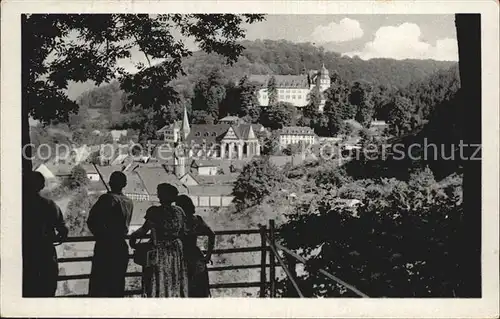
259, 224, 267, 298
269, 219, 276, 298
284, 254, 298, 297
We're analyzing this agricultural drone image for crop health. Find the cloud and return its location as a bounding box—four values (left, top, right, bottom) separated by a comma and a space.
343, 23, 458, 61
310, 18, 364, 43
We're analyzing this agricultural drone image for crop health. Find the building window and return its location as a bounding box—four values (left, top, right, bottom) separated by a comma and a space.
286, 95, 290, 99
292, 95, 296, 99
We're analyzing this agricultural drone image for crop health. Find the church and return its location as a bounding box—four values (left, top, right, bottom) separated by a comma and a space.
156, 107, 265, 160
249, 64, 330, 112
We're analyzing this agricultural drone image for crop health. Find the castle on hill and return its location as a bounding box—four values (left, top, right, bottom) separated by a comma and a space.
248, 64, 330, 112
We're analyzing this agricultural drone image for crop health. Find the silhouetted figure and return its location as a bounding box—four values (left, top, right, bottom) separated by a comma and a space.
23, 171, 68, 297
176, 194, 215, 297
87, 171, 133, 297
130, 183, 189, 297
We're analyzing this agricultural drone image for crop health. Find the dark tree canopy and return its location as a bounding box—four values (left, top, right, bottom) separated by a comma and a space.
267, 76, 278, 107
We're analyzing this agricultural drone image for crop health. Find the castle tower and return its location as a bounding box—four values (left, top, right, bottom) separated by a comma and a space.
319, 63, 330, 92
180, 106, 191, 142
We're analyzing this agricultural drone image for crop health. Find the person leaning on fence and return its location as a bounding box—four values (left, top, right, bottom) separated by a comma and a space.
129, 183, 189, 297
87, 171, 134, 297
175, 194, 215, 297
22, 171, 69, 297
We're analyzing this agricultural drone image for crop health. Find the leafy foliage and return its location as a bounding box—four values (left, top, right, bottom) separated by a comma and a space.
192, 69, 227, 121
267, 75, 278, 106
232, 157, 285, 209
237, 75, 261, 123
260, 102, 296, 130
279, 168, 464, 297
62, 165, 89, 190
64, 188, 95, 236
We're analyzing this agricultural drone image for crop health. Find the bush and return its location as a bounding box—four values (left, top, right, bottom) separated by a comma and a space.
279, 168, 464, 297
232, 157, 285, 209
63, 165, 89, 190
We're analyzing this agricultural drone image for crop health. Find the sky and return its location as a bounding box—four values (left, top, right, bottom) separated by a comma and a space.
66, 14, 458, 101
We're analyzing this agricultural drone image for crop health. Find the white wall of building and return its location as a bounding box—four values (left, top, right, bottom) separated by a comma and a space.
257, 88, 310, 107
197, 166, 218, 176
279, 134, 316, 147
87, 173, 100, 181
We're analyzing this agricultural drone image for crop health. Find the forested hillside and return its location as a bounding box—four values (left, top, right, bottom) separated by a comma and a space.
75, 39, 456, 115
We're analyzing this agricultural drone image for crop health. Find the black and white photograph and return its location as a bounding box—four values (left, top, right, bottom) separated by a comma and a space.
1, 0, 499, 317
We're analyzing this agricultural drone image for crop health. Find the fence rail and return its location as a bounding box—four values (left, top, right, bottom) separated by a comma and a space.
55, 220, 368, 298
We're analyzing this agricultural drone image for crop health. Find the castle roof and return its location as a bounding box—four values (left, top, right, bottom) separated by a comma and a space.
248, 74, 309, 89
279, 126, 316, 136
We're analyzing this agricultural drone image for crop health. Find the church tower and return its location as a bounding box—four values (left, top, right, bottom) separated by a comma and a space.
174, 105, 189, 178
319, 63, 330, 92
180, 105, 191, 142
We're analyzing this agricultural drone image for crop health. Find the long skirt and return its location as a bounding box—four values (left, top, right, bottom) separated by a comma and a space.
185, 246, 211, 297
89, 240, 129, 297
142, 239, 188, 297
23, 244, 59, 297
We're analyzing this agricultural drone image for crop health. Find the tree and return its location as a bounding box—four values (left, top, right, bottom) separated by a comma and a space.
232, 157, 285, 209
261, 130, 281, 156
237, 76, 260, 123
87, 151, 100, 165
220, 81, 240, 118
65, 188, 94, 236
191, 110, 215, 124
267, 76, 278, 106
260, 101, 295, 130
63, 165, 89, 190
350, 81, 375, 127
192, 68, 227, 120
304, 84, 321, 119
386, 95, 415, 136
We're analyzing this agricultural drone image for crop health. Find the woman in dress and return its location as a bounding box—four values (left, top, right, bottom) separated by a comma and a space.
175, 194, 215, 297
129, 183, 189, 297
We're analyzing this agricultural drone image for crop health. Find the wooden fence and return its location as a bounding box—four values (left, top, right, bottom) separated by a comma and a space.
56, 220, 368, 298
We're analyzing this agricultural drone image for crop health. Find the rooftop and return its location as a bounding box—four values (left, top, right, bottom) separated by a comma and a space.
187, 185, 234, 196
194, 174, 238, 185
248, 74, 309, 89
134, 166, 187, 195
186, 124, 231, 144
279, 126, 316, 135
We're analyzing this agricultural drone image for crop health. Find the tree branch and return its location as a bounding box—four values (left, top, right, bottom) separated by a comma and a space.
133, 33, 151, 68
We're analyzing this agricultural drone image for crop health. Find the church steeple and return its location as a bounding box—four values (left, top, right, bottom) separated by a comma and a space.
180, 106, 190, 142
321, 63, 329, 77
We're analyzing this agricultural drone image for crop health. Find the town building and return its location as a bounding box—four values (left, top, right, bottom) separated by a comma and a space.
110, 129, 128, 142
156, 107, 265, 160
248, 64, 330, 112
277, 126, 318, 148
